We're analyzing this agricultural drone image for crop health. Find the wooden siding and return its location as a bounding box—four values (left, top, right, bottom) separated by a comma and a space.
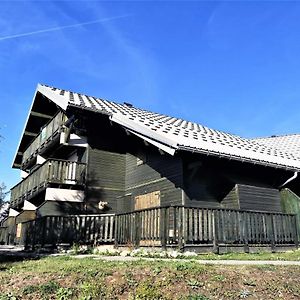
16, 210, 36, 224
280, 188, 300, 238
37, 201, 88, 217
238, 184, 281, 212
221, 185, 239, 209
183, 158, 233, 208
182, 154, 285, 212
124, 151, 183, 212
86, 147, 125, 213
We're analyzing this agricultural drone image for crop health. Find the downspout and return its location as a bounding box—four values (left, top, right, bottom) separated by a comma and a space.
279, 171, 298, 189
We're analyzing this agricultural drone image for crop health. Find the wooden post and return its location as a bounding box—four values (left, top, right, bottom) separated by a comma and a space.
136, 212, 141, 248
114, 215, 118, 248
212, 210, 219, 254
178, 207, 184, 251
270, 214, 276, 251
292, 215, 299, 248
243, 212, 249, 253
160, 207, 167, 250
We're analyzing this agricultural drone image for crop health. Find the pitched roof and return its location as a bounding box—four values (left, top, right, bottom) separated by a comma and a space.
252, 134, 300, 158
13, 84, 300, 171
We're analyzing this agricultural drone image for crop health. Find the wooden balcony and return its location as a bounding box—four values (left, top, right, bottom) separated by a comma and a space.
10, 159, 86, 207
22, 112, 67, 167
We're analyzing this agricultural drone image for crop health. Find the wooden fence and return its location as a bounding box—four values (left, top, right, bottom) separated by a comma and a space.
115, 206, 299, 250
13, 206, 299, 251
18, 214, 114, 248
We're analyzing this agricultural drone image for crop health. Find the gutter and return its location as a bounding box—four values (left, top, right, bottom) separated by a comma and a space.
177, 145, 300, 172
279, 171, 298, 189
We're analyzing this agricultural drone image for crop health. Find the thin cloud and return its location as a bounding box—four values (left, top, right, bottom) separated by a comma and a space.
0, 15, 131, 41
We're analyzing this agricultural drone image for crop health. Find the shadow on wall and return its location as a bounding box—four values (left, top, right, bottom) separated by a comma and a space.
183, 161, 234, 203
48, 171, 105, 215
84, 170, 107, 213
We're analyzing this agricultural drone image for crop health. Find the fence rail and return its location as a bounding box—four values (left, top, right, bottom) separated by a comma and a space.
10, 159, 86, 207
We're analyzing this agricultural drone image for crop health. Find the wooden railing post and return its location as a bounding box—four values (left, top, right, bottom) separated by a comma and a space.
292, 215, 299, 248
178, 207, 184, 251
270, 214, 276, 251
160, 207, 167, 250
135, 212, 141, 248
114, 215, 119, 247
213, 210, 219, 254
243, 212, 249, 253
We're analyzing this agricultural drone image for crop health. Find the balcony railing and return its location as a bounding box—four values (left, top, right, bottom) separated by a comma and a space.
115, 206, 299, 249
22, 112, 67, 166
11, 159, 86, 207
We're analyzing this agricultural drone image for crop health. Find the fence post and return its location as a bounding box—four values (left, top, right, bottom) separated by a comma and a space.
270, 214, 276, 251
114, 215, 118, 248
160, 207, 167, 250
178, 207, 184, 251
213, 210, 219, 254
135, 212, 141, 248
243, 212, 249, 253
292, 215, 299, 248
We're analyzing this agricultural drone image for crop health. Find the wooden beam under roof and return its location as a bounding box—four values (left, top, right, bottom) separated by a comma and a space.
30, 111, 53, 119
24, 131, 37, 137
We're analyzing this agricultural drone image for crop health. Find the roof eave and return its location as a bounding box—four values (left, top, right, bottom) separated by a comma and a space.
177, 145, 299, 172
11, 84, 41, 169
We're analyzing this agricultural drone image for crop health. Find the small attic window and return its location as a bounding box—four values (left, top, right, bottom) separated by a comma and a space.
124, 102, 133, 107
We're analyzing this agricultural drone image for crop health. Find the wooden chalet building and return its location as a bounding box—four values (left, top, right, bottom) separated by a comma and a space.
1, 84, 300, 252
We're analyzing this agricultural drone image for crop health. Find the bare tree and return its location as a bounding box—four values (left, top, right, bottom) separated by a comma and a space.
0, 183, 9, 223
0, 131, 9, 222
0, 182, 8, 207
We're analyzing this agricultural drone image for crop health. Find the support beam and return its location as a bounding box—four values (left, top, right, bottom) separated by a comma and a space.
30, 111, 53, 119
24, 131, 37, 137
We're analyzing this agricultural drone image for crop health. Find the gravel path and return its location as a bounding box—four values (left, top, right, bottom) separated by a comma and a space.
88, 255, 300, 265
1, 246, 299, 266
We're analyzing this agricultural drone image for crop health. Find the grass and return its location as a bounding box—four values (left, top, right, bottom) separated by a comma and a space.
0, 256, 299, 299
196, 249, 300, 261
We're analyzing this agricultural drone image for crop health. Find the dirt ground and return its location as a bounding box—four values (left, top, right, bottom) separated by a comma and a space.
0, 255, 300, 299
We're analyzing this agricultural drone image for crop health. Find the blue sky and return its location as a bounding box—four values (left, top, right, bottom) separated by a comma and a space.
1, 1, 300, 190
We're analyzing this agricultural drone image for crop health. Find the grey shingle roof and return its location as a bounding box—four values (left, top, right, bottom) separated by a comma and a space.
252, 134, 300, 159
25, 84, 300, 171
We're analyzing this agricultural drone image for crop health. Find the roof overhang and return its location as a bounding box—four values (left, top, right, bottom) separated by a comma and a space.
178, 145, 300, 172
